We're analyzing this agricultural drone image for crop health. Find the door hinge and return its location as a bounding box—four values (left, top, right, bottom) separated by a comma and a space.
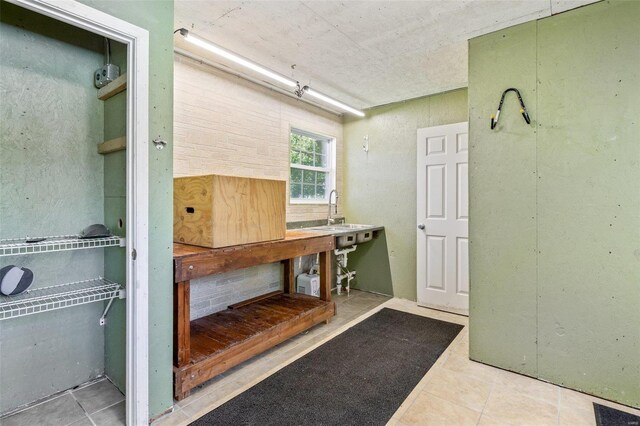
131, 248, 137, 260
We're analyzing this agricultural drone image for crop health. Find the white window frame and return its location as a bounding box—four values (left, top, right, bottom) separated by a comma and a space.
289, 127, 336, 205
7, 1, 150, 424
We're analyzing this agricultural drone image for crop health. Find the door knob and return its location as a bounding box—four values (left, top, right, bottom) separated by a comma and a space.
418, 224, 425, 230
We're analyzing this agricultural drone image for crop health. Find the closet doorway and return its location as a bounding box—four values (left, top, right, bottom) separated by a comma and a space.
3, 0, 150, 424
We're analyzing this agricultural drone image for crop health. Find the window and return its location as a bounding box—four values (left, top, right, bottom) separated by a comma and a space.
289, 128, 335, 203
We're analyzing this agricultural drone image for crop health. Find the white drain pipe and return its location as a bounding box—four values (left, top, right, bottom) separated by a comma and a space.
335, 245, 357, 295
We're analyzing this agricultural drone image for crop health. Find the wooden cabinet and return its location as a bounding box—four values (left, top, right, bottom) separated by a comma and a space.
173, 174, 286, 248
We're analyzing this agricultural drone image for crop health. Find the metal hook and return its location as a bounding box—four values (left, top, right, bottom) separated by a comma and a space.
294, 82, 305, 98
152, 136, 167, 150
491, 88, 531, 130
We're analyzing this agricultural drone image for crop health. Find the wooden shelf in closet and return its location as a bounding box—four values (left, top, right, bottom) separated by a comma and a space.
97, 72, 127, 101
97, 136, 126, 155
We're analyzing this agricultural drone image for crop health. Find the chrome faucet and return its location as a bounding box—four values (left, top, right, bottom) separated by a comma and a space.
327, 189, 339, 225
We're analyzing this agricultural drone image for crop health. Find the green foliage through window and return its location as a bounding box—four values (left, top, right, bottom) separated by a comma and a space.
289, 129, 333, 201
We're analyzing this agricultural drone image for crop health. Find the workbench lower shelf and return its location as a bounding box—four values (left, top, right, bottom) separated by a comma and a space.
173, 292, 335, 400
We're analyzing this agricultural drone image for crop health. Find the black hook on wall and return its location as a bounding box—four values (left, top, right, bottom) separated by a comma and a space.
491, 88, 531, 130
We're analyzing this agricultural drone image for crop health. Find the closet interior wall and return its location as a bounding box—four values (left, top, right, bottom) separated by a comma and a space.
0, 2, 126, 413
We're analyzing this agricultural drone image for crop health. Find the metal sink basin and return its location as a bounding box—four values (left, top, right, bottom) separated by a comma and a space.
336, 233, 357, 248
328, 224, 372, 230
304, 223, 377, 248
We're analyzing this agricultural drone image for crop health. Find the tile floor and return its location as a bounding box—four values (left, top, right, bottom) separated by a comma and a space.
153, 292, 640, 426
3, 289, 639, 426
1, 377, 125, 426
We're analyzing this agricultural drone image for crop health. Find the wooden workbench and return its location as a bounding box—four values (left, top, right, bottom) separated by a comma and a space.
173, 230, 335, 400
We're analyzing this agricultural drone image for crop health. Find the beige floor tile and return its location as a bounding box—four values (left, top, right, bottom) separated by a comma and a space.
385, 417, 402, 426
559, 387, 640, 423
400, 393, 481, 426
422, 367, 492, 412
496, 371, 559, 406
180, 379, 244, 420
451, 331, 470, 356
477, 414, 513, 426
560, 388, 596, 411
483, 388, 558, 426
559, 405, 595, 426
442, 352, 505, 385
390, 381, 425, 420
152, 408, 191, 426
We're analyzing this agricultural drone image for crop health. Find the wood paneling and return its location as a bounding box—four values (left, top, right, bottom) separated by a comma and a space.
173, 174, 286, 248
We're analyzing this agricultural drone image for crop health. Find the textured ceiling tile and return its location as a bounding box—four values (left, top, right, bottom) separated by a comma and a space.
175, 0, 599, 108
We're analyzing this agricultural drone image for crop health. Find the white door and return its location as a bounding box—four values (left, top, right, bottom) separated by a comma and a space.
417, 122, 469, 315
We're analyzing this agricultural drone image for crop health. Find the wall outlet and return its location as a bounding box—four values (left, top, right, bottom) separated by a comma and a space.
94, 64, 120, 88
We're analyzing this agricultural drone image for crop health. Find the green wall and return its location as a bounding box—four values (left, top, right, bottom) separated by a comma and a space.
469, 0, 640, 407
0, 0, 175, 418
0, 3, 107, 412
102, 40, 128, 399
76, 0, 176, 418
343, 89, 468, 300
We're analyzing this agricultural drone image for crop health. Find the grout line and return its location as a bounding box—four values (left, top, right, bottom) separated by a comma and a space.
85, 412, 98, 426
557, 385, 561, 426
72, 376, 108, 392
69, 389, 95, 426
67, 391, 94, 426
89, 398, 126, 417
1, 390, 70, 419
477, 373, 498, 425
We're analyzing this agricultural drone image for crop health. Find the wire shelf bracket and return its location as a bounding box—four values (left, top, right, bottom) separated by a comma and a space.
0, 277, 125, 323
0, 235, 125, 257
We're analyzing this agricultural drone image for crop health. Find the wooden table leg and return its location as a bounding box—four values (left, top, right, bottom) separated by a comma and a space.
174, 280, 191, 367
282, 258, 295, 294
319, 250, 332, 302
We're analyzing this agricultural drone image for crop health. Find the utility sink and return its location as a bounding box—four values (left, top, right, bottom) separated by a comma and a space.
336, 233, 357, 248
305, 223, 378, 248
327, 224, 372, 230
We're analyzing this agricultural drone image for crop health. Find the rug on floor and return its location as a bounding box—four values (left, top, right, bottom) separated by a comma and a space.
594, 403, 640, 426
190, 307, 464, 426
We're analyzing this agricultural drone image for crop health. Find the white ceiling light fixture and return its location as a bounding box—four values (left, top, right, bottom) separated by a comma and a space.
177, 28, 296, 88
176, 28, 365, 117
300, 86, 365, 117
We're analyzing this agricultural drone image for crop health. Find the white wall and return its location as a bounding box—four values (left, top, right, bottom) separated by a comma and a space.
174, 55, 344, 222
173, 55, 344, 317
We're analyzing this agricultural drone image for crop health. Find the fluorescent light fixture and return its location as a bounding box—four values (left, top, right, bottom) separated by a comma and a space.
303, 87, 365, 117
176, 28, 365, 117
178, 28, 297, 88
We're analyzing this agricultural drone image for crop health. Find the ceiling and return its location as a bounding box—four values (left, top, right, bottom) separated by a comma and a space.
175, 0, 597, 110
